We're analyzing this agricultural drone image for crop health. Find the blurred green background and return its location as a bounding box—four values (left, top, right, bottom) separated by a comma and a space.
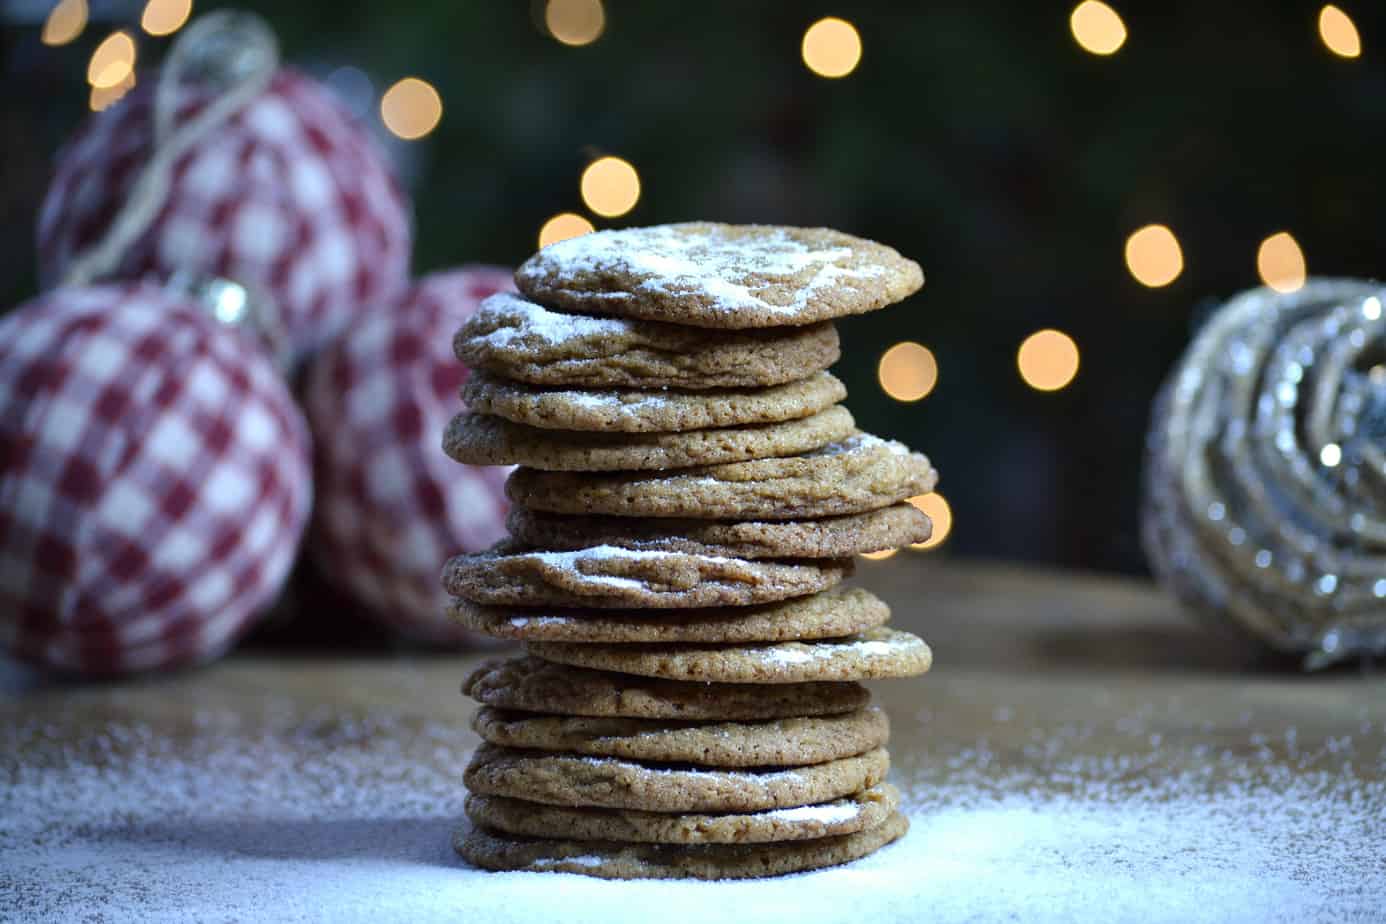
3, 0, 1383, 575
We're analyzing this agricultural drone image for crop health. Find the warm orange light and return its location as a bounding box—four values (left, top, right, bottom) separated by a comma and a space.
381, 77, 443, 140
1018, 329, 1080, 392
580, 156, 640, 218
90, 69, 136, 112
1124, 224, 1184, 288
538, 212, 595, 249
802, 17, 862, 78
1257, 232, 1306, 293
877, 342, 938, 402
545, 0, 605, 46
41, 0, 87, 46
1070, 1, 1126, 55
860, 548, 898, 561
1318, 5, 1361, 58
141, 0, 192, 37
908, 494, 952, 550
88, 31, 136, 89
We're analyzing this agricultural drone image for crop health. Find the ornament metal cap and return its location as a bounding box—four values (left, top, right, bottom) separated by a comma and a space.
163, 271, 291, 370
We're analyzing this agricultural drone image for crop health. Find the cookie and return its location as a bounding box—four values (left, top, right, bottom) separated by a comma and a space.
507, 503, 931, 559
455, 811, 908, 879
514, 223, 924, 329
528, 627, 933, 684
443, 405, 854, 471
470, 705, 888, 767
442, 544, 849, 609
454, 293, 840, 389
463, 783, 900, 846
463, 742, 890, 812
461, 371, 847, 433
448, 586, 890, 644
461, 656, 871, 720
506, 433, 938, 520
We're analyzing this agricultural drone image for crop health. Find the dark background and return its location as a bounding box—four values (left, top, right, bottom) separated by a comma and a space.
4, 0, 1383, 576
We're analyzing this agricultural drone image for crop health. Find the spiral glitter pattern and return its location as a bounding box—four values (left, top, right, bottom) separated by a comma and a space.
1143, 279, 1386, 667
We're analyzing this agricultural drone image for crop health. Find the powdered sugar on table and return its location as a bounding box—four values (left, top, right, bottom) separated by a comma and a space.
4, 670, 1382, 924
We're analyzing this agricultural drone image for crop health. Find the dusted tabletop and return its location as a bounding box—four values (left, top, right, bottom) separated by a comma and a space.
4, 560, 1383, 922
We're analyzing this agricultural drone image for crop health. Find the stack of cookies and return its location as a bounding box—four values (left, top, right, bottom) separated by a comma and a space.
443, 223, 938, 879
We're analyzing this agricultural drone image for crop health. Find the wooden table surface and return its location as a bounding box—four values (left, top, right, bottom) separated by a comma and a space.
4, 559, 1384, 923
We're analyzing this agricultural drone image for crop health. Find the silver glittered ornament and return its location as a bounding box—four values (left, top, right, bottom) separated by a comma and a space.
1142, 278, 1386, 669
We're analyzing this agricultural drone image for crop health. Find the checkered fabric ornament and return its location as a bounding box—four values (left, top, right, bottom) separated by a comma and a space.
303, 267, 514, 644
36, 69, 411, 368
0, 283, 312, 675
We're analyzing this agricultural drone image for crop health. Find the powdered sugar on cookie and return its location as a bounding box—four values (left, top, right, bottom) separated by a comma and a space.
809, 433, 910, 458
761, 801, 864, 825
527, 225, 877, 315
516, 223, 923, 328
467, 293, 629, 348
756, 631, 929, 669
525, 545, 734, 592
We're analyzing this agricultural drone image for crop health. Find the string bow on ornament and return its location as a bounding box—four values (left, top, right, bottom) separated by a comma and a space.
38, 8, 412, 368
57, 11, 287, 362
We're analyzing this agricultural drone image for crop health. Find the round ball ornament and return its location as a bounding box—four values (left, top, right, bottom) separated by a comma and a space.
36, 12, 411, 368
303, 267, 515, 644
0, 283, 313, 675
1143, 279, 1386, 668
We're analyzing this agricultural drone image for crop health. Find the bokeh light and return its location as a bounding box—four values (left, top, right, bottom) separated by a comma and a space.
908, 493, 952, 550
860, 548, 898, 561
380, 77, 443, 140
877, 342, 938, 402
1070, 1, 1126, 56
545, 0, 605, 47
1318, 5, 1361, 58
1017, 329, 1080, 392
88, 31, 136, 89
1319, 443, 1342, 467
1257, 232, 1306, 293
41, 0, 87, 46
538, 212, 595, 248
89, 70, 135, 112
801, 17, 862, 78
1124, 224, 1184, 287
580, 156, 641, 218
141, 0, 192, 37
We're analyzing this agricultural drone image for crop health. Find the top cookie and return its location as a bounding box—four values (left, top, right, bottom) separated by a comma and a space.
515, 224, 924, 329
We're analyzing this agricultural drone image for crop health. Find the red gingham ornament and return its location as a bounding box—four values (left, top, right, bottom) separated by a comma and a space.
303, 267, 514, 644
0, 283, 312, 675
36, 69, 411, 367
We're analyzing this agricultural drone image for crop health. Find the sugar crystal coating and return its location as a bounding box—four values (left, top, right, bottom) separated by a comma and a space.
516, 223, 923, 329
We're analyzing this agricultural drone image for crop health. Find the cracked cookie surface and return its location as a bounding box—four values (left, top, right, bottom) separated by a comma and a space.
506, 433, 937, 520
454, 293, 841, 389
515, 223, 923, 329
